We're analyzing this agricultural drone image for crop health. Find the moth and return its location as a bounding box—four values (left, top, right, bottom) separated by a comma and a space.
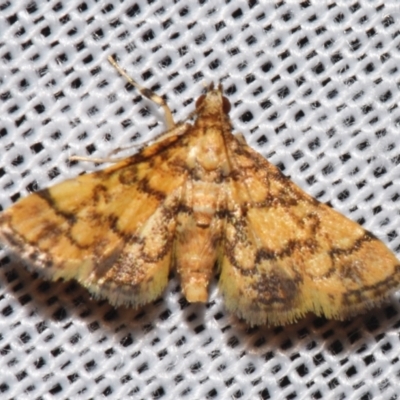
0, 56, 399, 326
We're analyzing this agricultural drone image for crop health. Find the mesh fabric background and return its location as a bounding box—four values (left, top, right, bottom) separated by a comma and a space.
1, 1, 400, 399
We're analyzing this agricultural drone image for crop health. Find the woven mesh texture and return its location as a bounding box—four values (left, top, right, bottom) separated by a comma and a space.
1, 1, 400, 399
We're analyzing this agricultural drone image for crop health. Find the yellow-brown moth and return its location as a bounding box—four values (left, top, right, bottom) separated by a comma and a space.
0, 56, 399, 326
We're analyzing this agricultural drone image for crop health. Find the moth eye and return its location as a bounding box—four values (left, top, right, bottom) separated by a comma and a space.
222, 96, 231, 114
195, 94, 206, 109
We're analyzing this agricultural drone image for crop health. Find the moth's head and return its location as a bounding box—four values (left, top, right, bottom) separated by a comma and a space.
195, 83, 231, 117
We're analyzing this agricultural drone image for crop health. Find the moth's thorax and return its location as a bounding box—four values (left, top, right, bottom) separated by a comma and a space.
186, 90, 232, 175
187, 104, 230, 176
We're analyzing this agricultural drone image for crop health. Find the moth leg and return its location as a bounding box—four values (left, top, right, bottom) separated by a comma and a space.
234, 132, 247, 144
68, 121, 190, 165
68, 155, 127, 164
108, 55, 175, 130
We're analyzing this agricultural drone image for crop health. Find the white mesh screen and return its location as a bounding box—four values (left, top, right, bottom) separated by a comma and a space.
1, 1, 400, 399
